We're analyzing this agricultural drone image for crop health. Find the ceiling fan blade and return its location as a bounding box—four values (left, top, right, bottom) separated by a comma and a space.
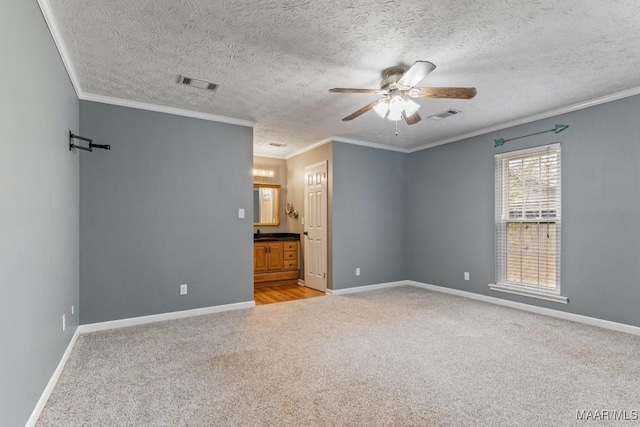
342, 99, 383, 121
397, 61, 436, 87
403, 111, 422, 125
330, 88, 387, 94
410, 87, 477, 99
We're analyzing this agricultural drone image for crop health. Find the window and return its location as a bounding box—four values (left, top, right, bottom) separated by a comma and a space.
490, 143, 567, 303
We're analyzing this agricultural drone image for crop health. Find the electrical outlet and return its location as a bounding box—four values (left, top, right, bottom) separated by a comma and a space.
356, 268, 361, 276
180, 284, 188, 295
71, 305, 74, 315
62, 314, 66, 332
464, 272, 470, 281
238, 208, 245, 219
301, 217, 304, 225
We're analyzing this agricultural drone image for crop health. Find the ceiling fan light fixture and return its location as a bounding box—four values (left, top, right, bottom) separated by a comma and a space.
373, 100, 390, 118
387, 95, 405, 121
328, 60, 476, 124
404, 98, 420, 117
387, 109, 403, 121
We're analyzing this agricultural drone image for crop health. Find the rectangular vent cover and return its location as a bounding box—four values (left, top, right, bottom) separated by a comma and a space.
428, 109, 461, 121
177, 75, 219, 92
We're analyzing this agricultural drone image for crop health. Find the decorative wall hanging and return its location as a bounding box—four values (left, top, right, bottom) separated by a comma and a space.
494, 124, 569, 147
285, 201, 299, 219
69, 131, 111, 152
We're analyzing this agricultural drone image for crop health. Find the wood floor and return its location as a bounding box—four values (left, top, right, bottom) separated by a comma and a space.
254, 284, 325, 305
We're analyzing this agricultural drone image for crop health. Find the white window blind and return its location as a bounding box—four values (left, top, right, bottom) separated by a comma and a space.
494, 144, 562, 299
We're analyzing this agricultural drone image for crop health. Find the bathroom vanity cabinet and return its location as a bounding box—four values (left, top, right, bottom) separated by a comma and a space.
254, 236, 299, 288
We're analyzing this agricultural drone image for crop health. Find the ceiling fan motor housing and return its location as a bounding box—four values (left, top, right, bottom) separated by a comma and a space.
380, 68, 405, 90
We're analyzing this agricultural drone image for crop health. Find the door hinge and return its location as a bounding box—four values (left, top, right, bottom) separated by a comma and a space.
323, 272, 326, 278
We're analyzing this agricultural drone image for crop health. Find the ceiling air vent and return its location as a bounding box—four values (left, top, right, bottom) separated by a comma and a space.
269, 143, 287, 147
427, 109, 461, 121
177, 75, 219, 92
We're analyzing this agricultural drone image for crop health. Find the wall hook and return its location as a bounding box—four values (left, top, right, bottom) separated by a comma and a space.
69, 131, 111, 152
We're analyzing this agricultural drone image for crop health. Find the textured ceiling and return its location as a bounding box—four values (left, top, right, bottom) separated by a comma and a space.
50, 0, 640, 157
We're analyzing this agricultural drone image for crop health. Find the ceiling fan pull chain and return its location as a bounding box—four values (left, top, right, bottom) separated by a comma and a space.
395, 120, 399, 136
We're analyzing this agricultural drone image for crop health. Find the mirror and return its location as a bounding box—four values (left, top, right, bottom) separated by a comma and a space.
253, 184, 280, 226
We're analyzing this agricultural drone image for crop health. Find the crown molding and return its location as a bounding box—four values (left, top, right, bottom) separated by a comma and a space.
37, 0, 83, 97
332, 136, 410, 153
291, 86, 640, 156
407, 85, 640, 153
264, 134, 409, 160
81, 93, 256, 127
253, 151, 288, 159
38, 0, 255, 128
284, 138, 333, 159
37, 0, 640, 154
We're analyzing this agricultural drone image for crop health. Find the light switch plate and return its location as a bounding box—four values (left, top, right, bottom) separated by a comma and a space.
238, 208, 245, 219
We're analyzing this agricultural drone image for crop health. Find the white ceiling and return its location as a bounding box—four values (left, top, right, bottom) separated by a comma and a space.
47, 0, 640, 157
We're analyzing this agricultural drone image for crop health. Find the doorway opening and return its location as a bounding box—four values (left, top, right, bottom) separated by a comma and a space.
252, 158, 329, 305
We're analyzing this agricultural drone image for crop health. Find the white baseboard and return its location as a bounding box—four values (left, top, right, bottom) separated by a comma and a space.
26, 282, 639, 426
407, 281, 640, 336
327, 279, 640, 335
77, 301, 256, 333
327, 281, 407, 296
25, 328, 80, 427
27, 301, 255, 424
297, 279, 305, 286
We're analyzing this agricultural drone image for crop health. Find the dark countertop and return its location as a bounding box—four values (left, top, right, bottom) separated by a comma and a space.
253, 232, 300, 241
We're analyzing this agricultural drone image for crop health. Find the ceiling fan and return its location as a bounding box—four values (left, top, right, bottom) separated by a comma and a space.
329, 61, 477, 125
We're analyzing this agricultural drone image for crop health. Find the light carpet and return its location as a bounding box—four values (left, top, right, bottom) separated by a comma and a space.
37, 286, 640, 426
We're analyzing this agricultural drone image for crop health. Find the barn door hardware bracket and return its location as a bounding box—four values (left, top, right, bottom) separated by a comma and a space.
69, 131, 111, 152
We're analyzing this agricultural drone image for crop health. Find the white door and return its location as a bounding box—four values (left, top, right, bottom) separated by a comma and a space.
304, 161, 328, 292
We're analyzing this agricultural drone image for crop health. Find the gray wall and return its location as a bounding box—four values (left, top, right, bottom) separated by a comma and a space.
332, 142, 407, 289
0, 1, 79, 425
79, 101, 254, 324
407, 95, 640, 327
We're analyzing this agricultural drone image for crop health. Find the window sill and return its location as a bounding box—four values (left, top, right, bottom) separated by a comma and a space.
489, 283, 568, 304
